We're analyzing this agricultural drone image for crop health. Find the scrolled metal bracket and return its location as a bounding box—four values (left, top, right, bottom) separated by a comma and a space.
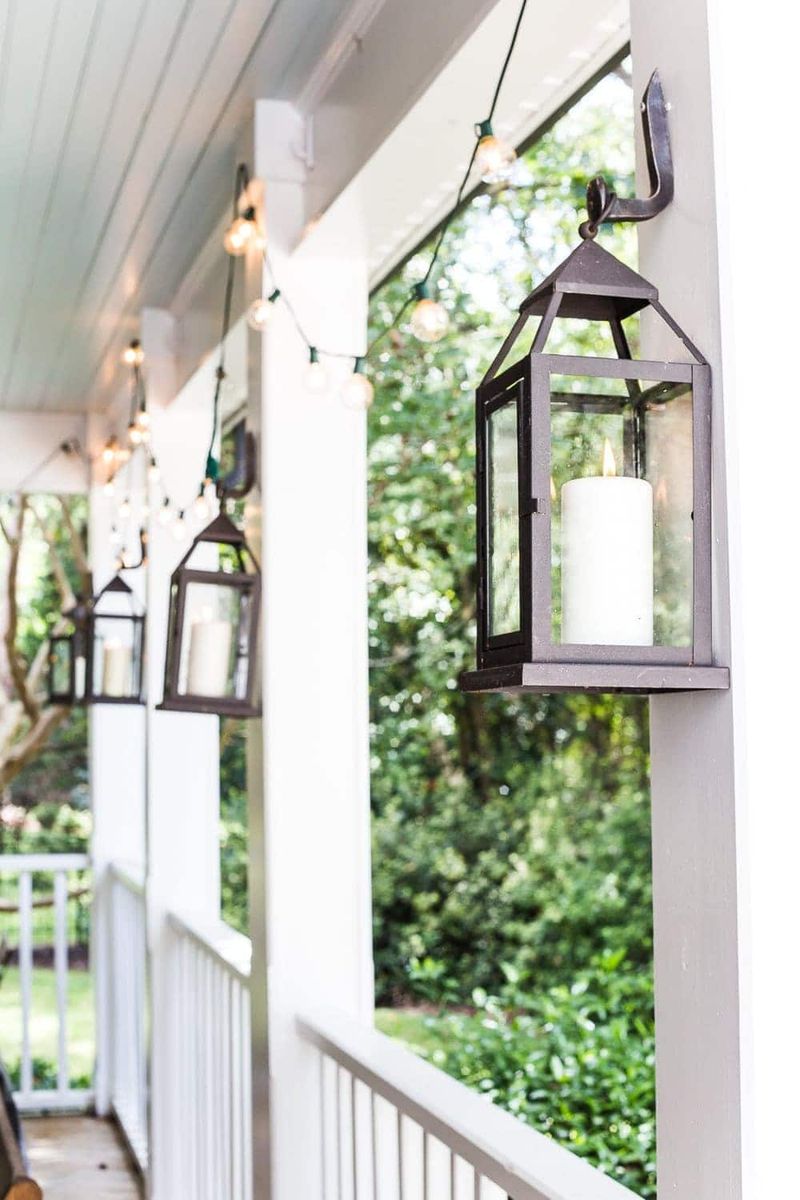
579, 70, 674, 240
217, 427, 257, 502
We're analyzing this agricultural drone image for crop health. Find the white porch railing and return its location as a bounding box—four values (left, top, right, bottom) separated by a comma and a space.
299, 1010, 641, 1200
168, 909, 253, 1200
0, 852, 92, 1114
108, 861, 148, 1169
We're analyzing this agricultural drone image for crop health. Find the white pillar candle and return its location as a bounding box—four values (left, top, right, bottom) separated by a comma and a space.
561, 441, 654, 646
74, 654, 86, 699
102, 641, 132, 696
187, 612, 232, 697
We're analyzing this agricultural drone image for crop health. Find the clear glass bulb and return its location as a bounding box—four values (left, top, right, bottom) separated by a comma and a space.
137, 409, 151, 430
148, 460, 161, 483
341, 371, 374, 411
128, 423, 142, 446
103, 479, 115, 498
116, 446, 131, 464
193, 491, 211, 521
410, 297, 449, 343
119, 498, 131, 519
157, 503, 172, 527
475, 133, 516, 183
172, 512, 187, 540
247, 297, 275, 332
102, 442, 116, 465
304, 359, 328, 394
122, 342, 144, 366
223, 215, 256, 256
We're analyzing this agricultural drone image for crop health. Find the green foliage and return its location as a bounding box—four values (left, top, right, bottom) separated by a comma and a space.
220, 717, 249, 934
385, 957, 656, 1198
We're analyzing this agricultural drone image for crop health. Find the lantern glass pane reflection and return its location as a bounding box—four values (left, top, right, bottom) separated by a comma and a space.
49, 637, 74, 702
548, 371, 693, 649
487, 398, 520, 637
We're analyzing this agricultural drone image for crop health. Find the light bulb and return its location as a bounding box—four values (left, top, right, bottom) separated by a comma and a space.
341, 359, 374, 411
116, 445, 131, 464
119, 497, 131, 520
172, 511, 187, 540
148, 458, 161, 484
157, 501, 172, 527
110, 527, 122, 547
247, 289, 280, 332
223, 210, 257, 256
103, 478, 115, 498
410, 283, 449, 343
304, 348, 328, 394
137, 409, 151, 430
101, 440, 116, 466
474, 120, 516, 184
128, 422, 142, 446
122, 340, 144, 366
193, 490, 211, 521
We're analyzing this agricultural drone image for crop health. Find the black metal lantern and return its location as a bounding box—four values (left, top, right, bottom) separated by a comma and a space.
86, 575, 145, 704
47, 598, 90, 706
460, 237, 729, 695
158, 513, 261, 717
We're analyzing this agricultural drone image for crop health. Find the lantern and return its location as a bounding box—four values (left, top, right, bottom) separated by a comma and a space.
460, 238, 729, 695
158, 513, 261, 717
86, 575, 145, 704
47, 599, 90, 706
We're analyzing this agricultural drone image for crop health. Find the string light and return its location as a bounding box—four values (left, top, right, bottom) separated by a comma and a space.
121, 339, 144, 367
474, 119, 516, 183
247, 289, 281, 332
341, 358, 374, 410
119, 497, 132, 520
409, 282, 449, 343
102, 438, 117, 466
304, 347, 328, 393
148, 456, 160, 483
103, 477, 115, 498
172, 510, 188, 540
224, 193, 258, 256
157, 499, 172, 527
193, 486, 211, 522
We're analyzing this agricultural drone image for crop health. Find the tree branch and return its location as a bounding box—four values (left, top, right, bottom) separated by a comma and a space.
0, 705, 70, 792
3, 497, 39, 724
57, 496, 90, 596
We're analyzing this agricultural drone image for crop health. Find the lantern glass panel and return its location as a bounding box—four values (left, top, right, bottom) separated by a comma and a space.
487, 397, 521, 637
548, 371, 693, 649
92, 615, 142, 699
50, 638, 72, 698
177, 580, 253, 701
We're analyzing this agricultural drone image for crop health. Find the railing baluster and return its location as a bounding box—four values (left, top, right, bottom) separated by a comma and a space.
371, 1089, 378, 1200
474, 1170, 481, 1200
336, 1063, 344, 1200
320, 1052, 328, 1200
351, 1072, 359, 1200
423, 1130, 430, 1199
397, 1109, 404, 1200
54, 870, 69, 1096
450, 1150, 456, 1200
18, 871, 33, 1099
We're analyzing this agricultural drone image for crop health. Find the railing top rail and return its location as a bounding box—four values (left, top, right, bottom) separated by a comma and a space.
299, 1009, 642, 1200
0, 852, 90, 872
168, 910, 251, 982
109, 860, 145, 895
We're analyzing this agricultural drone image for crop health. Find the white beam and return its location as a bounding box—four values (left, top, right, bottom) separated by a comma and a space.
0, 412, 87, 494
246, 99, 373, 1200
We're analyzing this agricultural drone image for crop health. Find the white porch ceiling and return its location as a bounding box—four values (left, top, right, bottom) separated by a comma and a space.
0, 0, 629, 418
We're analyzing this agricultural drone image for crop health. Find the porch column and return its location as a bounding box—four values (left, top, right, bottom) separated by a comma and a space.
139, 307, 222, 1199
246, 101, 374, 1199
632, 2, 800, 1196
87, 411, 146, 1119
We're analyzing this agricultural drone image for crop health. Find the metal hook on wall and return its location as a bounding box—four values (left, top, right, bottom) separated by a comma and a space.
579, 69, 674, 240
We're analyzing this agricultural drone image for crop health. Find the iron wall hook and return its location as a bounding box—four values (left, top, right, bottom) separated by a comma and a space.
579, 70, 674, 239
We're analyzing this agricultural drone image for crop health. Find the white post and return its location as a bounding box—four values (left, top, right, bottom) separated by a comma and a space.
246, 100, 374, 1199
140, 307, 223, 1199
631, 3, 800, 1196
88, 411, 146, 1118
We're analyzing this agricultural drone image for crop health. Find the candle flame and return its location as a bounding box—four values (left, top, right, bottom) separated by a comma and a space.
601, 437, 616, 478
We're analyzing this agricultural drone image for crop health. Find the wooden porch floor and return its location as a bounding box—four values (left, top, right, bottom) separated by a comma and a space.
22, 1117, 142, 1199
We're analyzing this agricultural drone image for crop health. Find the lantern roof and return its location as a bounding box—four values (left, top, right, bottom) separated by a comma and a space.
521, 238, 658, 321
194, 512, 247, 546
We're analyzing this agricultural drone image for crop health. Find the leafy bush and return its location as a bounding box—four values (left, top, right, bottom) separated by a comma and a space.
418, 958, 655, 1197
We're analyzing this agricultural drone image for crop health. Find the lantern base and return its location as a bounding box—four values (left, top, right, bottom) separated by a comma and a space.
459, 662, 729, 695
157, 695, 261, 718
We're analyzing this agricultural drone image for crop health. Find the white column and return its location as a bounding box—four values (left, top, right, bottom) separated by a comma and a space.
140, 307, 223, 1200
246, 101, 374, 1200
631, 3, 800, 1196
88, 410, 146, 1118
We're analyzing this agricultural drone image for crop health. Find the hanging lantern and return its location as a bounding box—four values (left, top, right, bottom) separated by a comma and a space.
47, 577, 144, 706
47, 599, 90, 706
86, 575, 145, 704
158, 513, 261, 717
460, 237, 729, 695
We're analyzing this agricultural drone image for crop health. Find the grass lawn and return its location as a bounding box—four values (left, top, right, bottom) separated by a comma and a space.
0, 966, 94, 1086
375, 1007, 452, 1058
